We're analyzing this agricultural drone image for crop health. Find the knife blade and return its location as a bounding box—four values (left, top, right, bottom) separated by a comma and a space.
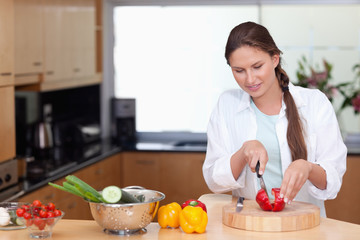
235, 196, 244, 212
255, 161, 269, 198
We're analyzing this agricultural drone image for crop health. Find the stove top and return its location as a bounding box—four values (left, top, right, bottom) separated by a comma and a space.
25, 142, 102, 181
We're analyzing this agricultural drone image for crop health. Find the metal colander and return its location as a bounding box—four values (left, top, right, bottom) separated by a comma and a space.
89, 187, 165, 235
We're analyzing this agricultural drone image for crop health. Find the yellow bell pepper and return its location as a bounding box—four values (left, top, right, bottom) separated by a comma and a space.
179, 206, 208, 234
157, 202, 182, 228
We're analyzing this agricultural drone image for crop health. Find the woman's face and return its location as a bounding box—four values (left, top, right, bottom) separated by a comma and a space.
228, 46, 280, 100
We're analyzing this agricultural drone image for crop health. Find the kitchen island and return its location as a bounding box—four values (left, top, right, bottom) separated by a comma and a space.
1, 194, 359, 239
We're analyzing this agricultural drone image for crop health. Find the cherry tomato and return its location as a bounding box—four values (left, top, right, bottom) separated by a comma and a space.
46, 211, 55, 218
38, 221, 46, 230
47, 203, 56, 212
32, 200, 42, 208
23, 212, 32, 220
53, 209, 61, 217
33, 207, 41, 215
21, 204, 30, 211
34, 218, 46, 230
16, 208, 25, 217
46, 212, 55, 225
39, 209, 48, 218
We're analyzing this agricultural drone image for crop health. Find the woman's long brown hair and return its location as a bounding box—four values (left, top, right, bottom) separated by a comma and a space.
225, 21, 307, 161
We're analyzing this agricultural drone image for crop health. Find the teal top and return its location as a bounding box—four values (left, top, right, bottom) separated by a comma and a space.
251, 100, 283, 199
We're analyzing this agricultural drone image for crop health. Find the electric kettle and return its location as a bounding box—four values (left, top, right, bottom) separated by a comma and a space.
33, 104, 54, 149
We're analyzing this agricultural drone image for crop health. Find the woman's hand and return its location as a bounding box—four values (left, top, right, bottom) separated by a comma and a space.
280, 160, 312, 204
231, 140, 268, 179
241, 140, 268, 174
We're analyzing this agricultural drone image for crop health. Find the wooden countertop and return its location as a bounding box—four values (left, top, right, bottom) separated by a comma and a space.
1, 194, 360, 239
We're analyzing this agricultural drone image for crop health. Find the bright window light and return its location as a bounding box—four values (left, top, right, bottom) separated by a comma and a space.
113, 6, 258, 132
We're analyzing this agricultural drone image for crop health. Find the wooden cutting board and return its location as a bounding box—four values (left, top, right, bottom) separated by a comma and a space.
222, 199, 320, 232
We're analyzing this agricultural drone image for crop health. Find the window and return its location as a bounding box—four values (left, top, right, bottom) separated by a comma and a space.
114, 6, 258, 133
108, 2, 360, 139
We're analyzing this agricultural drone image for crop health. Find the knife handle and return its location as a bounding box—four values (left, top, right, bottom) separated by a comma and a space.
255, 161, 261, 178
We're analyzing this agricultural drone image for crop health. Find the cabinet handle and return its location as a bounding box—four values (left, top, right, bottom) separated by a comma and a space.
44, 193, 55, 201
46, 71, 54, 75
67, 201, 77, 209
136, 160, 155, 165
0, 72, 12, 76
73, 68, 80, 72
33, 62, 42, 66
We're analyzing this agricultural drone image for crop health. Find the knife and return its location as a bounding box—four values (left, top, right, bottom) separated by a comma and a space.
255, 161, 269, 198
235, 196, 244, 212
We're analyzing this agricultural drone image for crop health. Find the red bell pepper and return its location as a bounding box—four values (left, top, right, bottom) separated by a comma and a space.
256, 188, 285, 212
181, 199, 207, 213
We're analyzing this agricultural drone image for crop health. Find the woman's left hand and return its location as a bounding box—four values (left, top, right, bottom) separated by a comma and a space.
280, 160, 312, 204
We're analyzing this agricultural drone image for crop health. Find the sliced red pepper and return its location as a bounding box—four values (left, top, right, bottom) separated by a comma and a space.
271, 188, 285, 212
181, 199, 207, 213
256, 188, 285, 212
255, 189, 273, 211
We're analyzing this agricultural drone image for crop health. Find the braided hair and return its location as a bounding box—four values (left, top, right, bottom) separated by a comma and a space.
225, 21, 307, 161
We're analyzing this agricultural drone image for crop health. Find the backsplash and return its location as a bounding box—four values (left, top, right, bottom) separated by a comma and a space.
15, 84, 101, 155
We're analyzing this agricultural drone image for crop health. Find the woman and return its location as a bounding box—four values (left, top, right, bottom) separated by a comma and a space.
202, 22, 347, 217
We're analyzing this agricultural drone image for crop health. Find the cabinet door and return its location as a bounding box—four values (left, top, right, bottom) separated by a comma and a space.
76, 153, 122, 190
71, 0, 96, 79
325, 156, 360, 224
121, 152, 210, 206
160, 153, 210, 205
42, 0, 66, 82
43, 0, 96, 83
14, 0, 43, 76
0, 0, 14, 86
0, 87, 15, 162
121, 152, 161, 190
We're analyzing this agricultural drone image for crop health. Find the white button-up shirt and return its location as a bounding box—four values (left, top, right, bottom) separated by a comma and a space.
202, 83, 347, 217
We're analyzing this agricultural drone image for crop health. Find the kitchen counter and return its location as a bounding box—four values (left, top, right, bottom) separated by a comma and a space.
1, 194, 359, 239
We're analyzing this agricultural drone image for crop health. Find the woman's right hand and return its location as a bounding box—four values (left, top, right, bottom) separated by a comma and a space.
231, 140, 268, 179
241, 140, 268, 174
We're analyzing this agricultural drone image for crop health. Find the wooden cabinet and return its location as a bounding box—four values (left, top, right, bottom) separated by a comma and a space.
121, 152, 161, 190
14, 0, 43, 79
121, 152, 211, 206
160, 152, 211, 204
42, 0, 65, 82
325, 155, 360, 224
19, 153, 122, 220
15, 0, 100, 91
68, 0, 96, 80
0, 0, 14, 87
43, 0, 96, 83
0, 87, 15, 162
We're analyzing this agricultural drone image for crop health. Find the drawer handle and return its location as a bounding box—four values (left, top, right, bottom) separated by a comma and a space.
33, 62, 42, 66
73, 68, 80, 72
95, 168, 104, 175
46, 71, 54, 75
44, 193, 55, 200
0, 72, 12, 76
136, 160, 155, 165
68, 201, 77, 209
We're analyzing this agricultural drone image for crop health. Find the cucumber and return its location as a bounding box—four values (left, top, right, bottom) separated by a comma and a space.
102, 186, 122, 203
102, 186, 141, 204
119, 189, 141, 203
